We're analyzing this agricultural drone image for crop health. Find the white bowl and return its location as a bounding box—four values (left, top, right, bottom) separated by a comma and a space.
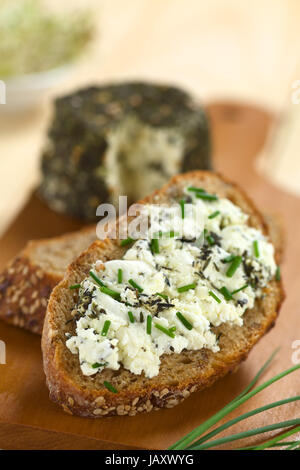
1, 65, 73, 113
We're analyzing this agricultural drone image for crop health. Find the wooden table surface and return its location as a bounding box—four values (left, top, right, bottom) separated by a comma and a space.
0, 102, 299, 450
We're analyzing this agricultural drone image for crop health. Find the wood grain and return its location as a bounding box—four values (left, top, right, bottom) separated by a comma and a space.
0, 102, 299, 450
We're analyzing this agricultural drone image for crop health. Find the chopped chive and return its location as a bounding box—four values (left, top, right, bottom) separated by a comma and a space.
179, 199, 185, 218
169, 326, 177, 333
231, 284, 249, 295
208, 210, 220, 219
219, 286, 233, 301
103, 381, 118, 394
209, 290, 221, 303
221, 254, 236, 264
155, 323, 175, 338
226, 256, 242, 278
101, 320, 111, 336
206, 234, 215, 246
100, 285, 121, 300
176, 311, 193, 330
156, 292, 168, 300
92, 362, 106, 369
151, 238, 160, 254
89, 270, 105, 287
275, 266, 281, 281
129, 279, 143, 293
128, 311, 135, 323
146, 315, 152, 334
187, 186, 205, 193
117, 268, 123, 283
196, 193, 218, 201
69, 284, 81, 290
120, 237, 134, 247
253, 240, 260, 258
153, 230, 179, 239
177, 283, 196, 293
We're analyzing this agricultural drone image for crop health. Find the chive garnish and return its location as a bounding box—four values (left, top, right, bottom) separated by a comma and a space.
221, 254, 236, 264
209, 290, 221, 303
118, 268, 123, 283
187, 186, 205, 193
129, 279, 143, 293
176, 311, 193, 330
169, 326, 177, 333
275, 266, 281, 281
101, 320, 111, 336
206, 234, 215, 246
226, 256, 242, 277
151, 238, 160, 254
103, 381, 118, 394
92, 362, 105, 369
146, 315, 152, 334
153, 230, 179, 239
69, 284, 81, 290
154, 323, 175, 338
253, 240, 260, 258
100, 285, 121, 300
219, 286, 233, 301
120, 237, 134, 247
231, 284, 248, 295
156, 292, 168, 300
128, 311, 135, 323
179, 199, 185, 219
177, 283, 196, 293
196, 193, 218, 201
208, 210, 220, 219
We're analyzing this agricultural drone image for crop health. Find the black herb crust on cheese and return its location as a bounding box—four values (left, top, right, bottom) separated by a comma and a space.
39, 82, 211, 220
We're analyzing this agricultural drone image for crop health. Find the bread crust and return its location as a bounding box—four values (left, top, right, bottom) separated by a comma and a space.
42, 171, 282, 417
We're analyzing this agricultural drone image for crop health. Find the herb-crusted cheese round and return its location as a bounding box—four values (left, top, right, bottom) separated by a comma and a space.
39, 83, 211, 220
66, 187, 277, 379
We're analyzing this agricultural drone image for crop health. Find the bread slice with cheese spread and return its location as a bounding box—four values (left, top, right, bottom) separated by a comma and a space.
42, 171, 284, 417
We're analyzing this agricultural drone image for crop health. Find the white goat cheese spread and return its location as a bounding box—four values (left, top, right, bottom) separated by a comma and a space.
66, 187, 277, 378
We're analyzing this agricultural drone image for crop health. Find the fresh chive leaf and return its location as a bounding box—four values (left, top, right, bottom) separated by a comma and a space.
208, 210, 220, 219
92, 362, 105, 369
179, 199, 185, 218
226, 256, 242, 277
254, 424, 300, 450
103, 381, 118, 394
253, 240, 260, 258
146, 315, 152, 334
117, 268, 123, 283
100, 285, 121, 300
169, 326, 176, 333
176, 311, 193, 330
151, 238, 160, 254
89, 270, 105, 287
196, 192, 218, 201
187, 186, 205, 193
69, 284, 81, 290
221, 254, 236, 264
128, 311, 135, 323
156, 292, 168, 300
154, 323, 175, 338
101, 320, 111, 336
219, 286, 233, 301
129, 279, 143, 293
209, 290, 221, 303
231, 284, 248, 295
120, 237, 134, 247
177, 283, 196, 293
275, 266, 281, 281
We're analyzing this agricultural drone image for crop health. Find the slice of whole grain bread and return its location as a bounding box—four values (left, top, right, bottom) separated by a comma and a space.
0, 226, 96, 334
42, 171, 284, 417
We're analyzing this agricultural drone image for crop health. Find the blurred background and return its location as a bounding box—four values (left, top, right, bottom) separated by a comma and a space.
0, 0, 300, 235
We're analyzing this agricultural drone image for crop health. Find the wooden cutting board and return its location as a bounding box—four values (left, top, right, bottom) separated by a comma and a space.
0, 103, 299, 450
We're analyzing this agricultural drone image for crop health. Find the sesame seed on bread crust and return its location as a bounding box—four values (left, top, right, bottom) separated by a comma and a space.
42, 171, 284, 417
